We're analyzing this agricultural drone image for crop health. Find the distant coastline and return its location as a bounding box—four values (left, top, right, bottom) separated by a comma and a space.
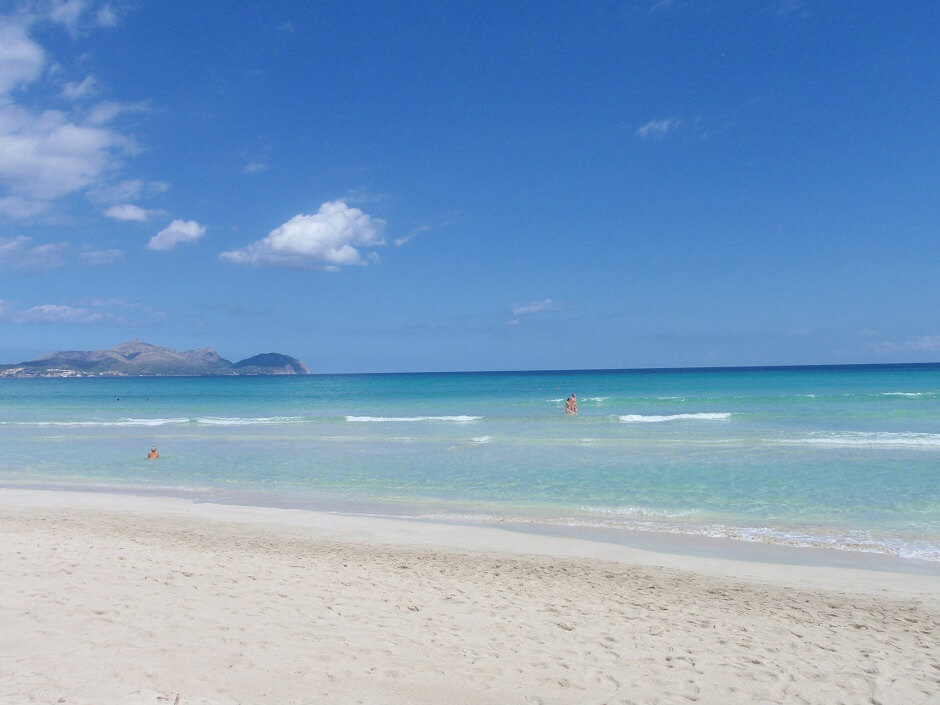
0, 340, 309, 378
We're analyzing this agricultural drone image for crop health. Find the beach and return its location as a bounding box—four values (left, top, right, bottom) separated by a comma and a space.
2, 489, 937, 705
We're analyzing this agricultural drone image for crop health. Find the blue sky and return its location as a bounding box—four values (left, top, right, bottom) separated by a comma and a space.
0, 0, 938, 372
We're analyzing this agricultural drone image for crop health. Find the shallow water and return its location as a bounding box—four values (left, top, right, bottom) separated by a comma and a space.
1, 364, 938, 563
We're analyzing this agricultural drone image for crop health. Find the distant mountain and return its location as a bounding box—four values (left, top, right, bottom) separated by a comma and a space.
0, 340, 310, 377
234, 353, 310, 375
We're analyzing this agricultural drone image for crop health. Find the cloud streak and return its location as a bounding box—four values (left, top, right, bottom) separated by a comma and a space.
0, 297, 163, 325
635, 117, 682, 139
104, 203, 153, 221
0, 235, 69, 269
148, 219, 207, 251
79, 247, 124, 265
866, 336, 940, 354
512, 299, 558, 317
0, 235, 127, 268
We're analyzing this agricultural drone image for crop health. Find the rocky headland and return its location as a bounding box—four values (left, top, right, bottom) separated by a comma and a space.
0, 340, 309, 377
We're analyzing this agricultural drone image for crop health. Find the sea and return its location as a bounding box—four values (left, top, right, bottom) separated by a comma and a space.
2, 364, 939, 569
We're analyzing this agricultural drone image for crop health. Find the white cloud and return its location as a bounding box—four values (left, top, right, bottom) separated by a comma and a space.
0, 17, 44, 94
147, 219, 206, 251
62, 74, 98, 99
0, 9, 144, 218
49, 0, 87, 31
635, 117, 682, 139
512, 298, 558, 316
0, 235, 68, 269
0, 102, 133, 204
79, 247, 123, 265
104, 203, 151, 221
220, 200, 386, 269
96, 4, 118, 27
243, 161, 268, 174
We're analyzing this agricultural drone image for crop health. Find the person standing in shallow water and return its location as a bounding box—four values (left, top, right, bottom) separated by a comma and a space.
565, 393, 578, 415
147, 446, 159, 459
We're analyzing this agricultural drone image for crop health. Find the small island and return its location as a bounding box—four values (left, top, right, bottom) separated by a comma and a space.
0, 340, 309, 377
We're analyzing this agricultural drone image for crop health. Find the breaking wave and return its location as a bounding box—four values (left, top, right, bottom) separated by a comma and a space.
10, 416, 305, 427
618, 412, 732, 423
345, 415, 482, 423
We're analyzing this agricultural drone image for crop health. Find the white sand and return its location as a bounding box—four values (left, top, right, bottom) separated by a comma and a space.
1, 489, 937, 705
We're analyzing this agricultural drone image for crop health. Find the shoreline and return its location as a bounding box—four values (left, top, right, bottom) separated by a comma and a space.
5, 481, 940, 577
2, 488, 938, 704
3, 487, 939, 600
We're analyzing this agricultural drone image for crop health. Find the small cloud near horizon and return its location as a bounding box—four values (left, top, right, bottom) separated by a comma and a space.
865, 335, 940, 354
15, 303, 104, 324
0, 297, 163, 326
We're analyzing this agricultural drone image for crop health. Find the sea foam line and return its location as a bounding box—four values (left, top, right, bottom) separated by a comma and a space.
194, 416, 304, 426
24, 417, 191, 427
12, 416, 305, 427
618, 412, 732, 423
417, 511, 940, 562
345, 415, 482, 423
786, 432, 940, 448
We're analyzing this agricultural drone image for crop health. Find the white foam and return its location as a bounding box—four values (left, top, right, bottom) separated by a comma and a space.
618, 412, 732, 423
416, 511, 940, 562
471, 436, 492, 444
29, 417, 190, 427
880, 392, 924, 397
578, 504, 697, 519
345, 415, 482, 423
18, 416, 306, 427
787, 432, 940, 448
195, 416, 303, 426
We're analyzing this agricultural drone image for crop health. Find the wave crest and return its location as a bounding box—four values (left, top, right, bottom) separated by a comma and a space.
619, 412, 732, 423
345, 415, 482, 423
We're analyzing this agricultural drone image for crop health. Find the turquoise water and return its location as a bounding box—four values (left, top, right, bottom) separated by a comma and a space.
1, 365, 939, 562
